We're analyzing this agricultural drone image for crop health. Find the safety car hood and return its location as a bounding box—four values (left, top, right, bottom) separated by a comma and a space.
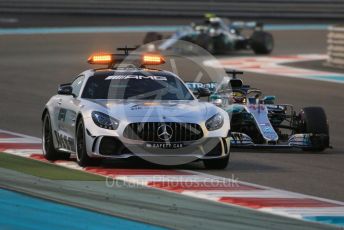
85, 99, 212, 121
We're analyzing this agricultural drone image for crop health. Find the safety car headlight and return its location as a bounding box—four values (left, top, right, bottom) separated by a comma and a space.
91, 111, 119, 130
206, 113, 224, 131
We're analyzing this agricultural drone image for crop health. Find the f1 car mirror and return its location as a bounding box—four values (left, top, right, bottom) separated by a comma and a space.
213, 98, 223, 107
263, 95, 276, 104
197, 87, 211, 98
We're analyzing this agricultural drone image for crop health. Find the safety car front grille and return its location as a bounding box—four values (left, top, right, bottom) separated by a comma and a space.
123, 122, 203, 142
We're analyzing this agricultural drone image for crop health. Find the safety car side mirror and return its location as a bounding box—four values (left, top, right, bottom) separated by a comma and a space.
58, 84, 75, 97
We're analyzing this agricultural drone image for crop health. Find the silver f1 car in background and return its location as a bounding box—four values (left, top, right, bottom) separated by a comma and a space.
143, 14, 274, 54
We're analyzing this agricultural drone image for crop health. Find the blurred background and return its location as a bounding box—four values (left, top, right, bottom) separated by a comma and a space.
0, 0, 343, 29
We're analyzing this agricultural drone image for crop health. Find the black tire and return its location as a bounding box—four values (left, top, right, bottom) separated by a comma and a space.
299, 107, 329, 152
250, 31, 274, 54
203, 155, 229, 170
195, 34, 215, 53
42, 113, 70, 161
76, 119, 101, 167
212, 34, 229, 54
143, 32, 163, 44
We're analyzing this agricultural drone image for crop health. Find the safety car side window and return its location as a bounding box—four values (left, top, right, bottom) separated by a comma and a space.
71, 75, 85, 97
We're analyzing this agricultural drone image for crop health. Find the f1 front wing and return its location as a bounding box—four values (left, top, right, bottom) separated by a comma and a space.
230, 132, 329, 149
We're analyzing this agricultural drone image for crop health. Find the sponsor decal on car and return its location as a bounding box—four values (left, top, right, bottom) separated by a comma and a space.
105, 75, 167, 80
145, 143, 184, 149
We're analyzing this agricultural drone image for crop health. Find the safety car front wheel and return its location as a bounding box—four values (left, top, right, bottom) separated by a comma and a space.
42, 113, 70, 161
203, 155, 229, 169
76, 119, 101, 167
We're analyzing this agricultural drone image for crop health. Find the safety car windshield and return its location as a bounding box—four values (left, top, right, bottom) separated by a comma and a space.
82, 72, 194, 100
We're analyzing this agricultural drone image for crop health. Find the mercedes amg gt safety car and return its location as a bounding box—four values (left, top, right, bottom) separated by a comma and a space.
41, 49, 231, 169
143, 14, 274, 54
187, 70, 330, 151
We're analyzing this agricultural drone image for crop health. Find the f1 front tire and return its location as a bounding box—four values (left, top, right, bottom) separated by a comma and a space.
250, 31, 274, 55
299, 107, 329, 152
143, 32, 163, 44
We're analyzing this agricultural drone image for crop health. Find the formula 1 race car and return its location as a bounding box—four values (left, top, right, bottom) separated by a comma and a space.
186, 70, 330, 151
41, 48, 231, 169
143, 14, 274, 54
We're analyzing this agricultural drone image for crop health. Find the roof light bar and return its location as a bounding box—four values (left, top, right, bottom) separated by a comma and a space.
87, 52, 165, 67
142, 54, 165, 65
88, 54, 113, 65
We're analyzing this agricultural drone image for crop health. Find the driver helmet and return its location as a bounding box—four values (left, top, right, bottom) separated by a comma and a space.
229, 91, 246, 104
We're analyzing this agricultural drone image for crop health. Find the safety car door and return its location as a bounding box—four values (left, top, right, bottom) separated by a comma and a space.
56, 75, 85, 152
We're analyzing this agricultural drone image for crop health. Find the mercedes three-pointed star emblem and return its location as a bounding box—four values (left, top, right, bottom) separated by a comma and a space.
157, 124, 173, 141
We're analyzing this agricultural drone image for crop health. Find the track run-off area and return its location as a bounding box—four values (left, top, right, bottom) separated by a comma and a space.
0, 18, 344, 229
1, 129, 344, 228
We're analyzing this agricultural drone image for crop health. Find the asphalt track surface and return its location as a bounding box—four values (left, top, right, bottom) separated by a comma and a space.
0, 16, 343, 206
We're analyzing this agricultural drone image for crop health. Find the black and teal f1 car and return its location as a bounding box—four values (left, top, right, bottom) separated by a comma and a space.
143, 15, 274, 55
186, 70, 330, 151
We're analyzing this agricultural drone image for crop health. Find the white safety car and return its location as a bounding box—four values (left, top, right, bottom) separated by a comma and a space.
42, 49, 231, 169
